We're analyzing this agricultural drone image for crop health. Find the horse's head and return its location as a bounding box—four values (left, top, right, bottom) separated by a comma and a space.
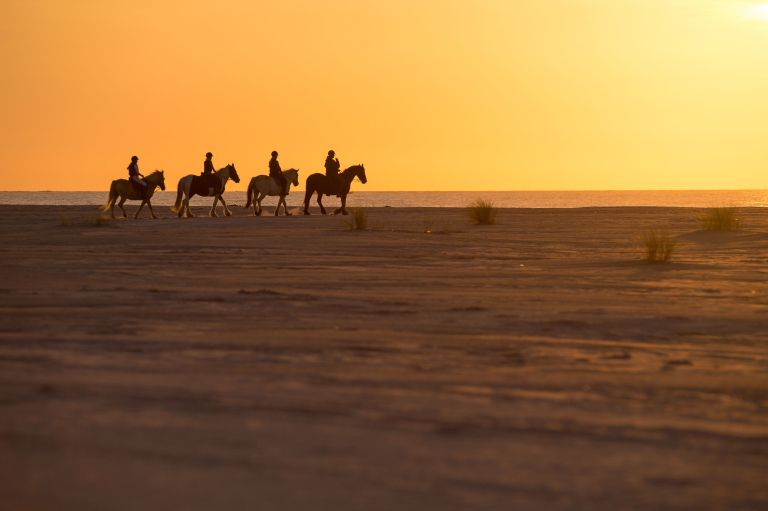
148, 170, 166, 190
356, 164, 367, 184
228, 163, 240, 183
286, 168, 300, 186
343, 164, 367, 185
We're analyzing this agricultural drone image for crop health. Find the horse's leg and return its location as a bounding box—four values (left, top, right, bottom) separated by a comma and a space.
254, 193, 261, 216
340, 193, 349, 215
118, 197, 128, 218
185, 198, 194, 218
283, 195, 292, 216
134, 200, 146, 219
259, 193, 266, 216
110, 197, 116, 219
184, 192, 194, 218
317, 194, 327, 215
210, 195, 218, 217
147, 200, 158, 219
220, 195, 232, 216
275, 195, 284, 216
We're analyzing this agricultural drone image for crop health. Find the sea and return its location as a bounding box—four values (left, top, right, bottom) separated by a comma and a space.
0, 190, 767, 208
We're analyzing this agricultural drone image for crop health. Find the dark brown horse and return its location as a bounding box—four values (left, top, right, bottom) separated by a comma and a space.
303, 164, 367, 215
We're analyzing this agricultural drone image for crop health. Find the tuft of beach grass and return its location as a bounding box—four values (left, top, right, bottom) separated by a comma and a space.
699, 207, 741, 231
466, 199, 497, 225
643, 229, 675, 263
60, 216, 113, 228
345, 208, 368, 230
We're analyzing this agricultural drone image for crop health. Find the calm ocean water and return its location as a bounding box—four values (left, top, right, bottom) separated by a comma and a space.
0, 190, 767, 208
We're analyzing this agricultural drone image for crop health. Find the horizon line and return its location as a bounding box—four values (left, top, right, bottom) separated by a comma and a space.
2, 188, 767, 194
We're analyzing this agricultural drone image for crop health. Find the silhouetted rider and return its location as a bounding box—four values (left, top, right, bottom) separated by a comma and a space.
202, 151, 217, 194
269, 150, 288, 196
128, 155, 148, 198
325, 150, 341, 196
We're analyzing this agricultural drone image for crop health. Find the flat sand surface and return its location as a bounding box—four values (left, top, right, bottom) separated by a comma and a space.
1, 204, 767, 510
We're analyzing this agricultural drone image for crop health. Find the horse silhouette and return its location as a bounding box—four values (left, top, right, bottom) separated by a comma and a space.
171, 164, 240, 218
100, 170, 166, 219
244, 168, 300, 216
303, 164, 367, 215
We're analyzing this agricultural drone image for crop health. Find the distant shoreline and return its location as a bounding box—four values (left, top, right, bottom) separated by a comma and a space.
1, 190, 766, 208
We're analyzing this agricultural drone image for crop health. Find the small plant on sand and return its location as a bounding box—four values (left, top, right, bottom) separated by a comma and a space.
643, 229, 675, 263
345, 208, 368, 230
92, 216, 112, 227
699, 207, 741, 231
59, 216, 113, 228
466, 199, 497, 225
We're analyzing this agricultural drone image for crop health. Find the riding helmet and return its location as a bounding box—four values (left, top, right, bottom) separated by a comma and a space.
328, 150, 335, 156
131, 155, 138, 161
206, 152, 213, 158
271, 150, 278, 157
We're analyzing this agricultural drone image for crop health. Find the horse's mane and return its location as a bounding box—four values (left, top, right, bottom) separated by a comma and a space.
342, 164, 363, 174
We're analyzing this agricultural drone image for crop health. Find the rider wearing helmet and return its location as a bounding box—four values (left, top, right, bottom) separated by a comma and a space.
127, 155, 148, 198
202, 151, 217, 195
325, 150, 341, 196
269, 150, 288, 196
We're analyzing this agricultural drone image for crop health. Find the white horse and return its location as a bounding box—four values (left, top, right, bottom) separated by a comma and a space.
100, 170, 166, 219
170, 164, 240, 218
244, 168, 300, 216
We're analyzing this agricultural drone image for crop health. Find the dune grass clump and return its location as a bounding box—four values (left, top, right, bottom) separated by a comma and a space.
60, 216, 113, 228
699, 207, 741, 231
345, 208, 368, 230
643, 230, 675, 263
466, 199, 497, 225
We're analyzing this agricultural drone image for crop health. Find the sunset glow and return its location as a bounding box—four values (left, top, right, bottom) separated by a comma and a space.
1, 0, 768, 191
744, 2, 768, 20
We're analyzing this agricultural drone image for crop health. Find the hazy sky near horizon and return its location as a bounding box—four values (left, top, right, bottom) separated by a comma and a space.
1, 0, 767, 191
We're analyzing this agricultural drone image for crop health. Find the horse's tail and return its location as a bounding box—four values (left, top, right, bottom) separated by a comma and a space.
303, 176, 315, 205
99, 181, 118, 212
244, 179, 254, 208
170, 179, 184, 213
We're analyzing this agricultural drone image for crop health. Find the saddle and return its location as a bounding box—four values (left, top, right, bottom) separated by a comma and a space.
270, 175, 288, 195
191, 174, 221, 197
328, 175, 341, 197
130, 179, 148, 198
130, 179, 144, 192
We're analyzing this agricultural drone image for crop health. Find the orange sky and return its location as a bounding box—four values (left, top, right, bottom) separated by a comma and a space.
1, 0, 767, 191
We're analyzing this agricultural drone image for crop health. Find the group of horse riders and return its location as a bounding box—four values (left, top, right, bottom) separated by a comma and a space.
128, 149, 343, 198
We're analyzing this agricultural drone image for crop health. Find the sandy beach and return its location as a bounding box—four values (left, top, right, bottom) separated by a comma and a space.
0, 204, 766, 510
